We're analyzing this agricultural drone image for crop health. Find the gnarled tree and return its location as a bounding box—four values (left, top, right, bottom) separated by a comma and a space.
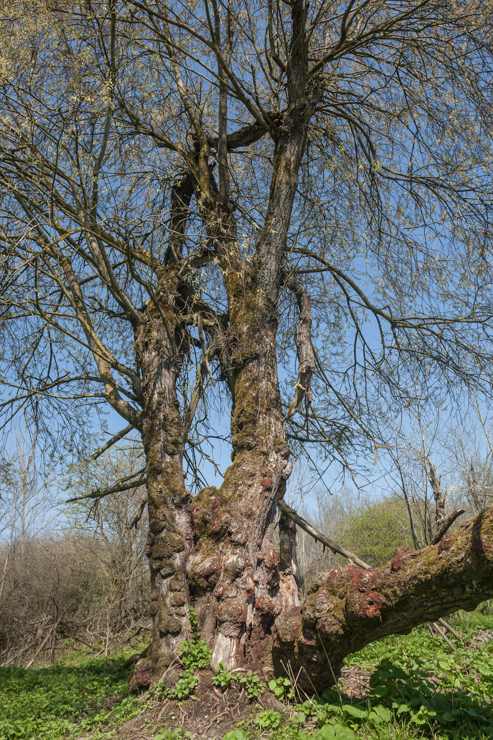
1, 0, 493, 691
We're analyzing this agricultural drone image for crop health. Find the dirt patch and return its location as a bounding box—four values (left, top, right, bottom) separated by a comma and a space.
337, 664, 373, 700
81, 669, 291, 740
471, 630, 493, 646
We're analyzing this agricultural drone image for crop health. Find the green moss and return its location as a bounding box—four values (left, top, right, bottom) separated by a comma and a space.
151, 541, 172, 560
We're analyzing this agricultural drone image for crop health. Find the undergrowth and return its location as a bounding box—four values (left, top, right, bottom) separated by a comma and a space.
2, 608, 493, 740
225, 609, 493, 740
0, 651, 144, 740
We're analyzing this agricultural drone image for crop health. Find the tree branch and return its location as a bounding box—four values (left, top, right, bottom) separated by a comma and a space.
284, 275, 315, 421
278, 500, 372, 570
274, 504, 493, 691
66, 468, 147, 503
431, 509, 466, 545
89, 424, 136, 461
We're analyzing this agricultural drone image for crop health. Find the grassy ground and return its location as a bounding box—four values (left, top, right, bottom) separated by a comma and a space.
0, 649, 145, 740
1, 608, 493, 740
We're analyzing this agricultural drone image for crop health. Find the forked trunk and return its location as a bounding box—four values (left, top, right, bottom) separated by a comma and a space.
130, 273, 299, 689
130, 274, 493, 693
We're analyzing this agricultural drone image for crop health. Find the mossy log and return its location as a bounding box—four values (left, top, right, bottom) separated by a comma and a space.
273, 505, 493, 690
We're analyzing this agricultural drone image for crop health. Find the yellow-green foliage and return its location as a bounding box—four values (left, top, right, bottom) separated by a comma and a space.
343, 497, 415, 566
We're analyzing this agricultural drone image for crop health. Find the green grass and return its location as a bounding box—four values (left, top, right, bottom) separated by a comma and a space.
448, 603, 493, 633
2, 611, 493, 740
0, 651, 144, 740
227, 612, 493, 740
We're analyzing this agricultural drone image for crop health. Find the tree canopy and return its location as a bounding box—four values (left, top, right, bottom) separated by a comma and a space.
1, 0, 493, 691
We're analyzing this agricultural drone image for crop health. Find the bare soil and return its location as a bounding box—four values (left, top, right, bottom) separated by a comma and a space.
78, 669, 291, 740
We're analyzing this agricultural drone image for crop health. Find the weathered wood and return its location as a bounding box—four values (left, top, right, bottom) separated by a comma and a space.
431, 509, 466, 545
273, 505, 493, 690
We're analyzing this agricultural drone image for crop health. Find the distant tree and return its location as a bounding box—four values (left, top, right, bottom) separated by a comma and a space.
2, 0, 493, 691
0, 448, 149, 664
344, 498, 415, 567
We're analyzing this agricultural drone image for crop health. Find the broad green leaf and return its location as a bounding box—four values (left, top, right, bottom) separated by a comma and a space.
342, 704, 368, 719
370, 705, 392, 722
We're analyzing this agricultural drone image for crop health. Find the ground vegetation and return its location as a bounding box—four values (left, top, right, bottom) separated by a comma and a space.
1, 0, 493, 691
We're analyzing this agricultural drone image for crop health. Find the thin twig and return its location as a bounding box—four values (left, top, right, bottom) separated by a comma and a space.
433, 621, 456, 651
438, 618, 463, 642
89, 424, 135, 460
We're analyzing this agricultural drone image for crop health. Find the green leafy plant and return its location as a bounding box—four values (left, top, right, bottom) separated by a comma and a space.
236, 670, 264, 701
155, 730, 193, 740
319, 722, 357, 739
0, 653, 142, 740
254, 709, 283, 731
269, 676, 295, 702
156, 669, 198, 703
188, 606, 198, 632
179, 637, 212, 669
212, 662, 234, 690
174, 671, 198, 701
223, 730, 249, 740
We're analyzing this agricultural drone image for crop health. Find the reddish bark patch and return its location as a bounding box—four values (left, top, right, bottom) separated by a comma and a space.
209, 516, 224, 535
128, 658, 154, 692
345, 567, 383, 619
471, 536, 490, 555
349, 567, 382, 592
190, 556, 223, 589
350, 590, 383, 619
390, 546, 415, 572
261, 477, 273, 489
256, 595, 275, 614
198, 557, 222, 578
323, 568, 342, 590
228, 604, 247, 623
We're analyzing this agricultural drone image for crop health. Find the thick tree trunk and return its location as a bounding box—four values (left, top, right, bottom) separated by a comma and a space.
129, 225, 493, 696
127, 93, 493, 692
130, 269, 493, 694
185, 276, 298, 676
130, 270, 194, 691
130, 269, 300, 690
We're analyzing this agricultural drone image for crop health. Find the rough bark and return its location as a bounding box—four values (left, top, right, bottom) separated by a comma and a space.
130, 269, 194, 692
124, 1, 493, 695
427, 460, 446, 530
129, 264, 493, 696
274, 505, 493, 690
129, 263, 300, 690
128, 126, 493, 695
185, 272, 297, 675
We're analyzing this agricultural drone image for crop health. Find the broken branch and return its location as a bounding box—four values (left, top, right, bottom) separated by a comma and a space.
278, 500, 372, 570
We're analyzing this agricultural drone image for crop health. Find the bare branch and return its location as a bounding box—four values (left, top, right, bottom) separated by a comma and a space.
278, 500, 372, 570
89, 424, 136, 461
431, 509, 466, 545
66, 468, 147, 503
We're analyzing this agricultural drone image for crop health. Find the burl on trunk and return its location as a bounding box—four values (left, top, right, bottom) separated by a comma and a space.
130, 267, 493, 694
